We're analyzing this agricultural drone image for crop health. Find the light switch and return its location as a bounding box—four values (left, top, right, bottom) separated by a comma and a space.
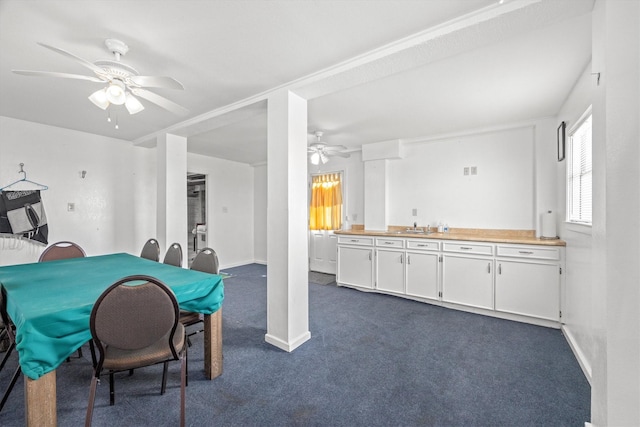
464, 167, 469, 176
471, 166, 478, 175
412, 208, 418, 216
67, 203, 75, 212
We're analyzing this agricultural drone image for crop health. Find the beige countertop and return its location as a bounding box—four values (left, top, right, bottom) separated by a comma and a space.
334, 226, 566, 246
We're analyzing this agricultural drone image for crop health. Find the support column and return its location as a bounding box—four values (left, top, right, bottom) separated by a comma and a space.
265, 89, 310, 352
156, 134, 188, 265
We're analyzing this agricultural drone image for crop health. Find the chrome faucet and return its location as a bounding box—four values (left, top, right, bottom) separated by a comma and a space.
413, 221, 417, 230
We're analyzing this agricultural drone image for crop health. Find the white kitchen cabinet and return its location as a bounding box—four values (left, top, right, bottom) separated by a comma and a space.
405, 250, 439, 300
376, 248, 405, 294
337, 244, 374, 289
495, 245, 561, 321
442, 254, 494, 310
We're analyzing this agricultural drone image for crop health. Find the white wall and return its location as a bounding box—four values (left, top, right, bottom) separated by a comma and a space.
388, 126, 538, 230
188, 152, 255, 268
0, 116, 152, 265
253, 163, 267, 264
556, 64, 594, 381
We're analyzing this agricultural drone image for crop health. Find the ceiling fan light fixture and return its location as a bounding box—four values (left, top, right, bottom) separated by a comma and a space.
124, 92, 144, 114
106, 80, 126, 105
310, 152, 320, 165
320, 152, 329, 164
88, 88, 109, 110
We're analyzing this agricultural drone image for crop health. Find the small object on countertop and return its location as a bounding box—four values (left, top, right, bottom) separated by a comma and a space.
437, 222, 444, 233
444, 224, 449, 233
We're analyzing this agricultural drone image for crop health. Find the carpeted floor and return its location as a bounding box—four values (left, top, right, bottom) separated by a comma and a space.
309, 270, 336, 285
0, 263, 590, 426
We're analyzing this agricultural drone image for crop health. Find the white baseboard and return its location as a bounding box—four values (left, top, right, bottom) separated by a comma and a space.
562, 324, 592, 385
265, 330, 311, 352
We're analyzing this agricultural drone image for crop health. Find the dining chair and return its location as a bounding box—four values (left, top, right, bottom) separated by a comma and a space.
140, 238, 160, 262
180, 248, 219, 344
0, 292, 20, 413
38, 240, 86, 262
85, 275, 186, 427
38, 241, 86, 359
163, 242, 183, 267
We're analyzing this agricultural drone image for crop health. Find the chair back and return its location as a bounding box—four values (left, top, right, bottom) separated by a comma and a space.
38, 241, 86, 262
163, 243, 183, 267
140, 238, 160, 262
90, 276, 180, 366
190, 247, 219, 274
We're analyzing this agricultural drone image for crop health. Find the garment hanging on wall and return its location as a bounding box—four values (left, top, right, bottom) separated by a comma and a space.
0, 190, 49, 245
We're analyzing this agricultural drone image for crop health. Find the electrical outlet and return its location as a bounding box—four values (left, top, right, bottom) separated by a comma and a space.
412, 208, 418, 216
222, 206, 228, 213
67, 203, 75, 212
463, 167, 469, 176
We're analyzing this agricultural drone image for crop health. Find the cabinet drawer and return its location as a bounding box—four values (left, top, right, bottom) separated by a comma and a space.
375, 238, 404, 248
443, 241, 493, 256
496, 245, 560, 260
338, 236, 374, 246
406, 240, 439, 251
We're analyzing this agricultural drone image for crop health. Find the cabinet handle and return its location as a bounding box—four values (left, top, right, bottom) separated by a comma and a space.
498, 264, 502, 275
460, 246, 473, 250
400, 254, 403, 264
368, 252, 372, 261
350, 239, 359, 243
488, 263, 491, 273
518, 251, 534, 255
384, 241, 394, 245
417, 244, 427, 247
407, 255, 411, 264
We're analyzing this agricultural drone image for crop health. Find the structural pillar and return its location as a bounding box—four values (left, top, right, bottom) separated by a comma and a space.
157, 133, 188, 265
265, 89, 310, 351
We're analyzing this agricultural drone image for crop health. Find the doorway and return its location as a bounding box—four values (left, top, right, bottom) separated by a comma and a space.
187, 173, 207, 265
308, 172, 343, 274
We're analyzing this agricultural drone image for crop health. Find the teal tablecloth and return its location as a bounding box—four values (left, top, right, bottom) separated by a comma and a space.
0, 253, 224, 380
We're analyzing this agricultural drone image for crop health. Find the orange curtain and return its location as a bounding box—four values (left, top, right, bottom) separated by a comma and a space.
309, 173, 342, 230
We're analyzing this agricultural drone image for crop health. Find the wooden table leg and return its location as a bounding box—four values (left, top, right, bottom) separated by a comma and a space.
25, 370, 56, 427
203, 308, 222, 379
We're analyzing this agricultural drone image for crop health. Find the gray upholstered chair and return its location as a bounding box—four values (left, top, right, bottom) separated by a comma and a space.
140, 238, 160, 262
39, 241, 86, 262
38, 241, 86, 359
180, 248, 219, 347
0, 292, 20, 413
163, 242, 183, 267
85, 275, 186, 427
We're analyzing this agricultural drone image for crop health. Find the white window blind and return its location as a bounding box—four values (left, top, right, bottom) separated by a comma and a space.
567, 112, 592, 224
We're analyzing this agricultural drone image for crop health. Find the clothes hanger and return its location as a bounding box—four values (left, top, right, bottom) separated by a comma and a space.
0, 163, 49, 191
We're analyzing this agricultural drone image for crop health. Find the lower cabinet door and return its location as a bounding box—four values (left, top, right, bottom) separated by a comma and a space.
337, 246, 374, 289
495, 260, 559, 321
442, 255, 494, 309
376, 249, 405, 294
405, 251, 439, 300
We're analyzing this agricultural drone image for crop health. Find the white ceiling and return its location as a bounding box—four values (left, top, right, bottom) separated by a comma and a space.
0, 0, 593, 165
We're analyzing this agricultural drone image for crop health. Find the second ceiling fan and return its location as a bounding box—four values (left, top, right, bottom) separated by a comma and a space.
308, 131, 350, 165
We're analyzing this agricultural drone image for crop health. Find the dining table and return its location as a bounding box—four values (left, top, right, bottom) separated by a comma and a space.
0, 252, 224, 426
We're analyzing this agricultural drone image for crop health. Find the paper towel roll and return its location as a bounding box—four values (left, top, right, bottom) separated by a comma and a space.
541, 211, 557, 239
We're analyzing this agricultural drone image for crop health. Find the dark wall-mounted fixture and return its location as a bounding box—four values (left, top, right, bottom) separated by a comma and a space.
557, 121, 566, 162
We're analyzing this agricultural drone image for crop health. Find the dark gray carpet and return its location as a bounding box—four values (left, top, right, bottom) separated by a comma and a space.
0, 263, 590, 426
309, 270, 336, 285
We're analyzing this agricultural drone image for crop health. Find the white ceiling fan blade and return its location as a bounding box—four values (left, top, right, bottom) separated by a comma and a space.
131, 88, 189, 116
327, 151, 351, 158
12, 69, 104, 83
322, 144, 348, 151
37, 42, 106, 76
129, 75, 184, 90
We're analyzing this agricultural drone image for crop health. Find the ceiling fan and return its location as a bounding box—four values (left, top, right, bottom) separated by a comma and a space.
308, 131, 350, 165
12, 39, 189, 116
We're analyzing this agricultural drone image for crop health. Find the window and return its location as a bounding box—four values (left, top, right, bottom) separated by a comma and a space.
309, 173, 342, 230
567, 109, 592, 224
